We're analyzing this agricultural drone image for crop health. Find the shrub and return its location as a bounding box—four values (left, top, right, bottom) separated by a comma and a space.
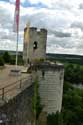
3, 51, 11, 63
0, 57, 4, 66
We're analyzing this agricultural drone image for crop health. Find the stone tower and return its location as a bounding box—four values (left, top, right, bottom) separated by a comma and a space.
23, 27, 64, 116
23, 27, 47, 63
32, 62, 64, 114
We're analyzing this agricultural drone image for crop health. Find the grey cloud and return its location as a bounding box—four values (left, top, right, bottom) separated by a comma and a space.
49, 30, 71, 38
0, 1, 83, 55
54, 31, 71, 38
79, 3, 83, 9
0, 29, 16, 41
20, 9, 69, 32
1, 35, 16, 40
0, 39, 23, 51
0, 9, 12, 28
47, 34, 74, 50
54, 2, 72, 10
20, 13, 47, 31
71, 22, 83, 30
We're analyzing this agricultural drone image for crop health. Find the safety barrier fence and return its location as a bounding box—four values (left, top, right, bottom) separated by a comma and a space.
0, 76, 32, 100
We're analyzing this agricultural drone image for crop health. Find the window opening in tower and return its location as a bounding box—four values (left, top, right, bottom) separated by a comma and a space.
33, 41, 38, 50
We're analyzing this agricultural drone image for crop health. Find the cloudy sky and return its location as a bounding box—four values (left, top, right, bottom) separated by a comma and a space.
0, 0, 83, 55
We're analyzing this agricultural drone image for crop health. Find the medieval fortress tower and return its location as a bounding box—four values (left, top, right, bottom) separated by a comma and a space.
23, 27, 47, 63
0, 27, 64, 125
23, 27, 64, 115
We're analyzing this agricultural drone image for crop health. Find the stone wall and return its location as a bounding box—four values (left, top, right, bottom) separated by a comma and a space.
38, 69, 64, 114
31, 62, 64, 114
0, 85, 33, 125
23, 27, 47, 63
0, 62, 64, 125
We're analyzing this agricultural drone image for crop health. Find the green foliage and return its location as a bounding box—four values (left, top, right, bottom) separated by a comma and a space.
10, 58, 15, 65
62, 82, 83, 125
3, 51, 11, 63
2, 52, 23, 65
32, 79, 43, 120
47, 112, 63, 125
33, 58, 45, 65
10, 55, 23, 65
47, 82, 83, 125
47, 53, 83, 64
47, 56, 83, 125
64, 63, 83, 84
0, 56, 4, 66
17, 55, 24, 65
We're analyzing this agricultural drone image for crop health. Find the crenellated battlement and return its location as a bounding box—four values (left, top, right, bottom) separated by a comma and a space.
24, 27, 47, 33
29, 27, 47, 35
30, 27, 37, 31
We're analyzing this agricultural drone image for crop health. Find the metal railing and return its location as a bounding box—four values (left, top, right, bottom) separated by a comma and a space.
0, 76, 32, 100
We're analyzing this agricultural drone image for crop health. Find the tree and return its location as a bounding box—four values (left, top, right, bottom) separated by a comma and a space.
3, 51, 11, 63
47, 112, 63, 125
0, 56, 4, 66
32, 79, 43, 121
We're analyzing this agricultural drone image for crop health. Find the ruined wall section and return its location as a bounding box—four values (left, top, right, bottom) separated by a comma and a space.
28, 28, 47, 62
23, 27, 47, 63
0, 85, 33, 125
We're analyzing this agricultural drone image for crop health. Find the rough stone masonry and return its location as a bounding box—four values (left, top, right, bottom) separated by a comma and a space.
0, 27, 64, 125
0, 85, 33, 125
